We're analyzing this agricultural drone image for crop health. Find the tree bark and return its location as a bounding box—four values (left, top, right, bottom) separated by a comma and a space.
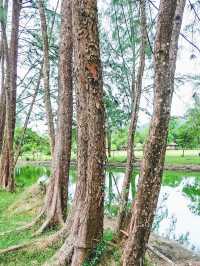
117, 0, 147, 234
37, 0, 73, 232
122, 0, 185, 264
43, 0, 106, 265
70, 0, 105, 264
0, 0, 8, 154
0, 39, 5, 154
38, 0, 55, 155
0, 0, 22, 191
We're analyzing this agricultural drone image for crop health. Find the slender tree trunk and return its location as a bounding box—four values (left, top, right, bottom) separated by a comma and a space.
37, 0, 73, 233
107, 129, 112, 158
14, 67, 43, 166
0, 0, 8, 154
43, 0, 105, 265
0, 39, 5, 154
0, 0, 22, 191
38, 0, 55, 155
117, 0, 147, 234
122, 0, 185, 265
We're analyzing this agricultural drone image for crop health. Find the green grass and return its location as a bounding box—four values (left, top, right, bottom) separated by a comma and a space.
0, 166, 61, 266
162, 170, 200, 186
0, 244, 60, 266
108, 149, 200, 165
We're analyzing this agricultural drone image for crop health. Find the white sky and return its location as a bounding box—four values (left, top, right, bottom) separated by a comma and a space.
35, 0, 200, 132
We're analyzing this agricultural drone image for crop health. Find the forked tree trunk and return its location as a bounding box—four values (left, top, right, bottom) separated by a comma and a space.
38, 0, 55, 155
122, 0, 186, 264
0, 0, 22, 191
36, 0, 73, 233
43, 0, 105, 265
117, 0, 147, 234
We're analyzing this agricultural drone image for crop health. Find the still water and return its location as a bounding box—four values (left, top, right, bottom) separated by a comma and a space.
58, 168, 200, 252
16, 166, 200, 252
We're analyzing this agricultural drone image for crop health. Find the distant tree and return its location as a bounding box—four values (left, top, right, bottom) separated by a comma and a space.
105, 92, 128, 156
187, 94, 200, 146
167, 117, 181, 144
14, 127, 50, 158
175, 123, 197, 156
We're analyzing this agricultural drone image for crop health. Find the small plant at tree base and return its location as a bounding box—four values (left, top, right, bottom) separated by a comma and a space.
83, 230, 114, 266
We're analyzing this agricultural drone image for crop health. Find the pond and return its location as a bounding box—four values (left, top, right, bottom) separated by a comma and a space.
15, 166, 200, 253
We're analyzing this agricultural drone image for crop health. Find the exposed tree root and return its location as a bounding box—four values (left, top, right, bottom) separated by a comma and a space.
33, 210, 65, 237
43, 236, 74, 266
0, 225, 68, 256
0, 211, 44, 237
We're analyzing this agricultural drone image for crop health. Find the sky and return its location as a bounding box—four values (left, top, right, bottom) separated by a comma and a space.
99, 0, 200, 123
32, 0, 200, 132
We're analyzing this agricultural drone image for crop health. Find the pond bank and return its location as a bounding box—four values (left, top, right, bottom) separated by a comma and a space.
105, 217, 200, 266
17, 160, 200, 172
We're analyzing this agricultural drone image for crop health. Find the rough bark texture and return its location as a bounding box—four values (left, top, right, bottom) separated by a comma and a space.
0, 37, 5, 154
37, 0, 73, 232
0, 0, 22, 191
43, 0, 106, 265
117, 0, 147, 234
122, 0, 184, 265
70, 0, 105, 264
38, 0, 55, 155
0, 0, 7, 153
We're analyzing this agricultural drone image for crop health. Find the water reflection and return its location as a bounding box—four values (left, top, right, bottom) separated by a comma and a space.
156, 177, 200, 252
103, 171, 200, 252
20, 166, 200, 252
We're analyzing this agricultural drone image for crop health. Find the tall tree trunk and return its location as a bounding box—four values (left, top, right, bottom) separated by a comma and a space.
122, 0, 185, 264
70, 0, 105, 263
117, 0, 147, 234
38, 0, 55, 155
43, 0, 105, 265
0, 0, 8, 154
37, 0, 73, 233
0, 37, 5, 154
0, 0, 22, 191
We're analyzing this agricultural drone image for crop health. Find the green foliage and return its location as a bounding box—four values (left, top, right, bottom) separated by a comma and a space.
174, 123, 197, 151
0, 6, 6, 23
112, 128, 128, 150
14, 127, 51, 158
83, 231, 114, 266
15, 166, 50, 188
182, 178, 200, 215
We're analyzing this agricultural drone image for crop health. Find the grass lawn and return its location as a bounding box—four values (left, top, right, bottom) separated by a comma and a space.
0, 167, 60, 266
108, 149, 200, 165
